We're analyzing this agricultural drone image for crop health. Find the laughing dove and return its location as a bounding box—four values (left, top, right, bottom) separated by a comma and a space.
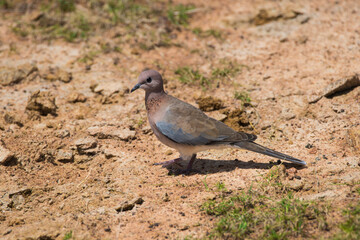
131, 69, 306, 173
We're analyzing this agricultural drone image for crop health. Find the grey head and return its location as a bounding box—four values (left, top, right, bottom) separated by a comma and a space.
131, 69, 164, 93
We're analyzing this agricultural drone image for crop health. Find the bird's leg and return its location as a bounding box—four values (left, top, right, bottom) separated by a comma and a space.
174, 154, 197, 175
154, 158, 182, 167
185, 154, 197, 172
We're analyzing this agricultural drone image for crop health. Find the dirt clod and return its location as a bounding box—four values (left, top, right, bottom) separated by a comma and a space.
196, 96, 224, 112
221, 108, 250, 132
115, 197, 144, 212
87, 126, 135, 141
56, 150, 74, 163
67, 92, 87, 103
3, 112, 23, 127
251, 8, 302, 26
286, 179, 304, 191
323, 73, 360, 98
0, 143, 14, 165
42, 67, 72, 83
26, 90, 57, 116
74, 137, 97, 154
0, 63, 38, 86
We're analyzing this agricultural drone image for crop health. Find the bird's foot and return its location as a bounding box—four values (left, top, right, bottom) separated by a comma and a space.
154, 158, 182, 167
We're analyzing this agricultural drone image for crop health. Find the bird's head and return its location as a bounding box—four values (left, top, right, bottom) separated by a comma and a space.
131, 69, 164, 93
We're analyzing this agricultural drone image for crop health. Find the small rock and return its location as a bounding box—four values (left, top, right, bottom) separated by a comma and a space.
67, 92, 87, 103
307, 94, 323, 104
42, 67, 72, 83
0, 63, 38, 86
56, 150, 74, 163
74, 137, 97, 154
141, 125, 152, 134
163, 193, 170, 202
8, 188, 32, 209
115, 197, 144, 212
88, 126, 135, 141
26, 90, 57, 116
286, 179, 304, 191
54, 129, 70, 138
196, 96, 224, 112
0, 143, 15, 165
92, 81, 127, 96
4, 112, 23, 127
103, 146, 124, 159
323, 73, 360, 98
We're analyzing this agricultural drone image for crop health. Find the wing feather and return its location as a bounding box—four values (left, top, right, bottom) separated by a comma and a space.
155, 96, 257, 145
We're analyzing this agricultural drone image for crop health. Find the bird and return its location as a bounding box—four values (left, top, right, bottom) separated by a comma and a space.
131, 69, 306, 173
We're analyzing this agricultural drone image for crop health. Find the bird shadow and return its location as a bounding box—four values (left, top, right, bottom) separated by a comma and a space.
164, 158, 306, 176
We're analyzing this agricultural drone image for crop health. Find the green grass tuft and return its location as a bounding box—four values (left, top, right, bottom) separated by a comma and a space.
234, 91, 251, 104
174, 67, 209, 87
63, 230, 73, 240
211, 58, 248, 80
332, 201, 360, 240
201, 181, 330, 239
167, 4, 195, 26
192, 27, 223, 39
0, 0, 9, 9
58, 0, 76, 13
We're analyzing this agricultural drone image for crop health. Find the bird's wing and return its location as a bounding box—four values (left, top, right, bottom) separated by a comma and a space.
155, 97, 256, 145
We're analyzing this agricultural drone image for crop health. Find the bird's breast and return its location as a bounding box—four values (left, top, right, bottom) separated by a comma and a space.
146, 97, 163, 113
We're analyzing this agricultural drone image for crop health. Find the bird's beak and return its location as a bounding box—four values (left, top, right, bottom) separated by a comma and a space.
131, 83, 141, 93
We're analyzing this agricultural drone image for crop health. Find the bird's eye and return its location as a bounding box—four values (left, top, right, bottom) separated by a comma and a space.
146, 77, 152, 83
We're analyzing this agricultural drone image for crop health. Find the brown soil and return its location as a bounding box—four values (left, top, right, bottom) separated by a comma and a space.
0, 0, 359, 239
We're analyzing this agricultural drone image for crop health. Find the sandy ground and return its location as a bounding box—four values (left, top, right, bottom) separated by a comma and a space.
0, 0, 359, 239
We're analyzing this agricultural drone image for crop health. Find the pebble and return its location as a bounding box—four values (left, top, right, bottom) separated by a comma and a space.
54, 129, 70, 138
115, 197, 144, 212
0, 144, 14, 165
56, 150, 74, 163
74, 137, 97, 153
88, 126, 135, 141
323, 73, 360, 98
286, 180, 304, 191
0, 63, 38, 86
26, 90, 57, 116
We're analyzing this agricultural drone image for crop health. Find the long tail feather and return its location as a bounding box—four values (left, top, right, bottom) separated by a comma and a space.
233, 141, 306, 166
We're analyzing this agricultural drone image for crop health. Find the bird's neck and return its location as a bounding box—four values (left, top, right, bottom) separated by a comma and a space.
145, 90, 166, 112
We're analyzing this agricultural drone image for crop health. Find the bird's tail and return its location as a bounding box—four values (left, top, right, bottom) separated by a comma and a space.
233, 141, 306, 166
